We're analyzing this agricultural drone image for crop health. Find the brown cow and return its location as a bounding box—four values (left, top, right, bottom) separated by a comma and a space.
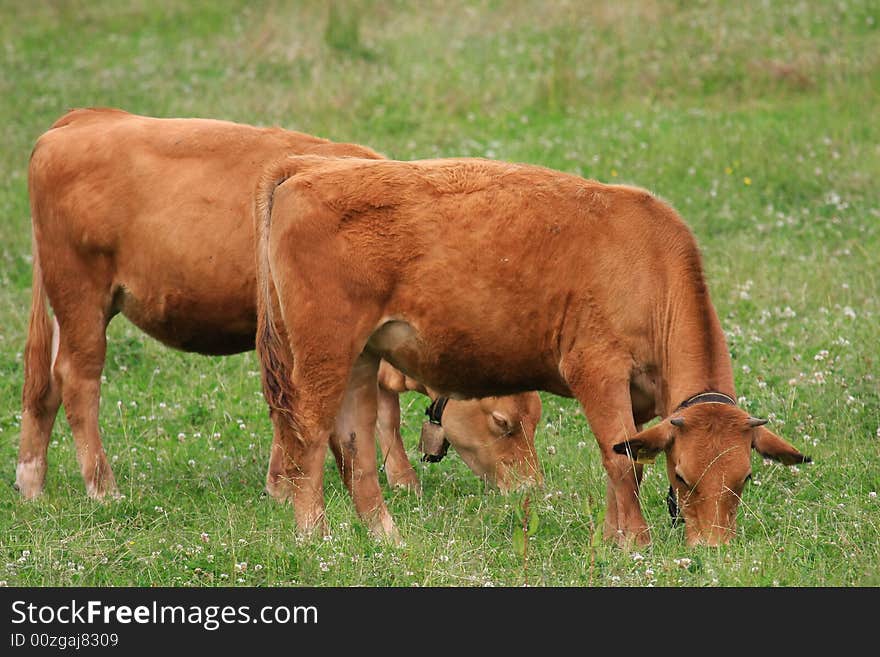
18, 108, 541, 502
256, 155, 810, 546
376, 361, 543, 494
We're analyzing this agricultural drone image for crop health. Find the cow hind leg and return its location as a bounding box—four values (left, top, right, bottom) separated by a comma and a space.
16, 317, 62, 498
53, 310, 118, 500
375, 385, 421, 494
330, 354, 398, 540
267, 347, 371, 539
266, 413, 330, 538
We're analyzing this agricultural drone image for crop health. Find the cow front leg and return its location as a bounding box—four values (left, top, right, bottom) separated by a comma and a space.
375, 384, 421, 493
562, 352, 649, 547
330, 354, 398, 540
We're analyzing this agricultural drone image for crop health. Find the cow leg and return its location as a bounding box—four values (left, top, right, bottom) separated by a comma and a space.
53, 311, 118, 499
329, 354, 398, 540
562, 352, 649, 546
16, 317, 62, 498
266, 343, 377, 537
265, 412, 330, 537
602, 423, 646, 543
265, 413, 303, 503
375, 385, 421, 493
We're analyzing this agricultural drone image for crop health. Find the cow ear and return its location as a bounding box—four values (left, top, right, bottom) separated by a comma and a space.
491, 411, 513, 435
612, 422, 672, 465
752, 426, 811, 465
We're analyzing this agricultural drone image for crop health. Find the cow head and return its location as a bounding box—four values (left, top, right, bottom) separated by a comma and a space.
439, 393, 544, 493
612, 403, 809, 546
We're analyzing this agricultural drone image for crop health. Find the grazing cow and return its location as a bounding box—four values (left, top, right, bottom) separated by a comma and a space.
376, 361, 543, 494
256, 155, 810, 546
19, 107, 541, 503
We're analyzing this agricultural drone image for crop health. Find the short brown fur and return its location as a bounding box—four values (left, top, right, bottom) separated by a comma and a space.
257, 155, 809, 546
18, 109, 541, 505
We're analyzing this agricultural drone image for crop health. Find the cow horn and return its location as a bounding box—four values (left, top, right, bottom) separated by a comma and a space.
747, 417, 769, 427
670, 417, 685, 427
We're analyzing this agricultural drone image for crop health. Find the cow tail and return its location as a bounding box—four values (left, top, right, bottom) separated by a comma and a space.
21, 226, 55, 414
254, 158, 305, 437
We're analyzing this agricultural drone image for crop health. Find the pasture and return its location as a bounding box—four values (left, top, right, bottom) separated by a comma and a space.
0, 0, 878, 586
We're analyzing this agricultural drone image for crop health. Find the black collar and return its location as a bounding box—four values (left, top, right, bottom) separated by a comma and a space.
425, 396, 449, 425
674, 391, 737, 411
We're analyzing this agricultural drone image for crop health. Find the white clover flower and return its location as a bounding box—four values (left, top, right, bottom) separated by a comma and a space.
200, 532, 209, 543
234, 562, 247, 572
631, 552, 644, 562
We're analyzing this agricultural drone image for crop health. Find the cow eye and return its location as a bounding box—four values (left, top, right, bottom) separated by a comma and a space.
674, 472, 690, 488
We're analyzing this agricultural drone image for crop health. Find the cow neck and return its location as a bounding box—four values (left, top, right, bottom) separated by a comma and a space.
653, 266, 736, 417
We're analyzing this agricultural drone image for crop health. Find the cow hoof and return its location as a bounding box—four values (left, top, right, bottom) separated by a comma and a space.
366, 511, 400, 544
87, 484, 121, 501
606, 527, 652, 548
15, 460, 47, 500
387, 471, 422, 495
295, 515, 329, 542
372, 524, 402, 546
265, 475, 297, 504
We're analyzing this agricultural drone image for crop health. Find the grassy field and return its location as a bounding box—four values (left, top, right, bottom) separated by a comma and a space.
0, 0, 878, 587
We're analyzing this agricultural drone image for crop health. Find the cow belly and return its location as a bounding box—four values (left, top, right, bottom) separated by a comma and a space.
117, 286, 256, 356
366, 320, 569, 398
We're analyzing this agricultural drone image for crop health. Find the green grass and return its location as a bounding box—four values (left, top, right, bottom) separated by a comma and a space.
1, 0, 878, 587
